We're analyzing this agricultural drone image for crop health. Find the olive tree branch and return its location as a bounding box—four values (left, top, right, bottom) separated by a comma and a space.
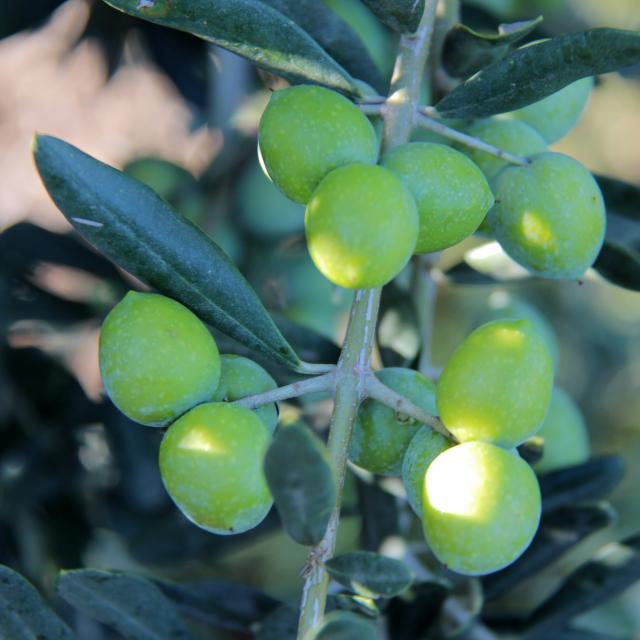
358, 103, 384, 117
296, 3, 440, 637
415, 111, 531, 167
232, 372, 335, 409
364, 373, 453, 439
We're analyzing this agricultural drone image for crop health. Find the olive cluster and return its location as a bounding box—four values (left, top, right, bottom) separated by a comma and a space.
258, 80, 604, 287
99, 291, 276, 535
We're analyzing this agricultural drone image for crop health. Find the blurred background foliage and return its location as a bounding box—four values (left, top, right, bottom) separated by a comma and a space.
0, 0, 639, 638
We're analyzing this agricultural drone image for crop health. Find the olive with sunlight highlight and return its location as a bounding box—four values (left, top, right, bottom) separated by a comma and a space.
159, 403, 273, 535
422, 441, 541, 576
258, 85, 379, 204
350, 368, 438, 476
99, 292, 220, 427
382, 142, 493, 253
437, 319, 554, 448
489, 152, 606, 280
305, 164, 418, 289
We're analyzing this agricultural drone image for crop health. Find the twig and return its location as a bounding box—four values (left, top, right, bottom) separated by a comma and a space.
233, 372, 335, 409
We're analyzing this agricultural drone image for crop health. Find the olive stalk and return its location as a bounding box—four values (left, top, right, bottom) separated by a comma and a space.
296, 3, 440, 637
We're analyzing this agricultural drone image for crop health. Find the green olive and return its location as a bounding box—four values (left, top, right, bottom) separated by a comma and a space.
99, 292, 220, 426
305, 164, 418, 289
258, 85, 379, 204
350, 368, 437, 476
159, 402, 272, 535
382, 142, 493, 253
212, 355, 278, 433
422, 441, 541, 575
437, 319, 554, 448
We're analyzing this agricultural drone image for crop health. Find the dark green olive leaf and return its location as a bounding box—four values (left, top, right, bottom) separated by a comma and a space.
33, 135, 301, 370
539, 455, 625, 514
361, 0, 424, 34
310, 611, 378, 640
436, 28, 640, 118
260, 0, 384, 93
154, 579, 280, 632
521, 537, 640, 639
327, 593, 380, 619
56, 569, 191, 640
264, 423, 336, 545
326, 551, 413, 598
385, 581, 450, 640
483, 504, 615, 601
594, 241, 640, 291
443, 17, 542, 79
596, 174, 640, 221
541, 630, 618, 640
100, 0, 359, 95
0, 565, 74, 640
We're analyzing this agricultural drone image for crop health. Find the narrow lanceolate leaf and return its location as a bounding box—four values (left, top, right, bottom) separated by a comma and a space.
594, 241, 640, 291
0, 565, 73, 640
522, 536, 640, 639
261, 0, 385, 93
361, 0, 424, 34
443, 17, 542, 79
56, 570, 191, 640
436, 28, 640, 118
264, 423, 336, 545
101, 0, 359, 95
596, 174, 640, 221
33, 135, 301, 370
326, 552, 413, 598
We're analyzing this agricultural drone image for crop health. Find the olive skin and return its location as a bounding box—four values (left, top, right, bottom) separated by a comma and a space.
422, 441, 541, 576
383, 142, 494, 253
489, 152, 606, 280
99, 292, 220, 427
305, 164, 418, 289
159, 403, 273, 535
437, 319, 554, 448
258, 85, 379, 204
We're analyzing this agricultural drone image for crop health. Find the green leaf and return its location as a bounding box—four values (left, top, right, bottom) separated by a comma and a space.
436, 28, 640, 118
0, 565, 73, 640
596, 174, 640, 221
101, 0, 359, 95
260, 0, 384, 93
309, 611, 377, 640
327, 594, 380, 619
594, 241, 640, 292
361, 0, 424, 34
483, 504, 615, 601
443, 17, 542, 79
56, 569, 192, 639
522, 535, 640, 639
326, 551, 413, 598
264, 423, 336, 545
33, 134, 301, 370
539, 455, 625, 514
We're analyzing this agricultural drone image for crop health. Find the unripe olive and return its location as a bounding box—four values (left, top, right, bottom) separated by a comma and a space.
489, 152, 606, 280
401, 427, 451, 516
212, 354, 278, 433
99, 292, 220, 426
382, 142, 493, 253
460, 118, 546, 180
437, 319, 554, 448
258, 85, 379, 204
350, 368, 437, 476
422, 441, 541, 575
305, 164, 418, 289
508, 77, 594, 143
533, 388, 590, 473
159, 402, 272, 534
